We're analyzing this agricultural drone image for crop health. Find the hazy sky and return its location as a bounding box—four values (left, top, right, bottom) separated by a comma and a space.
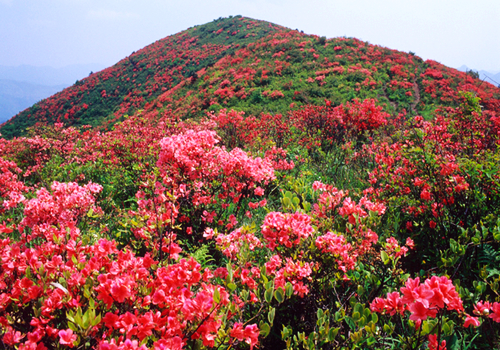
0, 0, 499, 71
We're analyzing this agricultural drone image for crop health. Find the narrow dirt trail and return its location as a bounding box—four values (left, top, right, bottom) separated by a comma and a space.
411, 78, 421, 114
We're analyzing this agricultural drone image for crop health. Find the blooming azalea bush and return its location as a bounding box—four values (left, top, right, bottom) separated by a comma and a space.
1, 85, 500, 349
0, 156, 27, 213
0, 178, 269, 350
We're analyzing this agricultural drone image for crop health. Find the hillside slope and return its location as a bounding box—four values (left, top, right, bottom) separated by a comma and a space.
0, 79, 68, 123
0, 16, 285, 137
2, 16, 499, 138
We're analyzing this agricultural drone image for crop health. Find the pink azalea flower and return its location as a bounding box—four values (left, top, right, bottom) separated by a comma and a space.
59, 329, 77, 347
464, 314, 481, 328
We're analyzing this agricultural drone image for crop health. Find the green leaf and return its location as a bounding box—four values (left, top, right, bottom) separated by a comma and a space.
327, 327, 339, 342
213, 287, 220, 304
92, 314, 102, 327
345, 317, 355, 330
303, 201, 311, 212
259, 322, 271, 337
282, 197, 292, 207
380, 251, 390, 265
227, 263, 233, 282
317, 308, 324, 320
265, 288, 273, 303
265, 281, 274, 290
75, 308, 83, 328
66, 311, 75, 324
281, 325, 292, 340
274, 288, 285, 303
307, 335, 314, 349
357, 284, 365, 296
353, 303, 363, 314
493, 231, 500, 241
227, 283, 237, 291
285, 282, 294, 297
268, 307, 276, 324
82, 311, 90, 329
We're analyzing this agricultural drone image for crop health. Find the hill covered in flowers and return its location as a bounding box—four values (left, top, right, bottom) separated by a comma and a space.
2, 15, 499, 138
1, 16, 500, 350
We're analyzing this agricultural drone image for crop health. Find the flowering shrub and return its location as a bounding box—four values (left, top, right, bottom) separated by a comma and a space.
0, 157, 27, 212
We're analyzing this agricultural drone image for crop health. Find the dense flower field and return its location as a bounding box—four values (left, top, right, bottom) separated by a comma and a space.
1, 15, 500, 350
1, 88, 500, 349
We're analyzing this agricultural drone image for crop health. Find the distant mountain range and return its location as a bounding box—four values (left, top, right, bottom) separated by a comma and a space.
458, 65, 500, 87
0, 64, 104, 123
0, 80, 67, 123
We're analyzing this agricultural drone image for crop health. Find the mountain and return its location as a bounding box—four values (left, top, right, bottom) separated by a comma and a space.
2, 15, 499, 138
458, 65, 500, 87
0, 79, 68, 123
0, 63, 104, 86
0, 16, 284, 137
0, 63, 105, 124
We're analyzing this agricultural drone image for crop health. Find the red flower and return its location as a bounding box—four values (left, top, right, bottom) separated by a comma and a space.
230, 323, 259, 350
2, 327, 24, 346
409, 300, 436, 321
428, 334, 446, 350
490, 302, 500, 323
59, 329, 77, 347
464, 314, 481, 328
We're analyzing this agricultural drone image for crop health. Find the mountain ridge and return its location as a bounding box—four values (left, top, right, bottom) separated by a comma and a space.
0, 79, 68, 123
0, 63, 105, 86
1, 16, 499, 138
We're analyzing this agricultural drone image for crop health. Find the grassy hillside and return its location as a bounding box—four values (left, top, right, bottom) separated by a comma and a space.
0, 16, 285, 138
2, 16, 499, 138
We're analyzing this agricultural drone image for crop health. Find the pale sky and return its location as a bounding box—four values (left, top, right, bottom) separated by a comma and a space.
0, 0, 499, 71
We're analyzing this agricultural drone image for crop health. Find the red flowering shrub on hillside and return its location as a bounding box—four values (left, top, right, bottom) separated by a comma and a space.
0, 157, 27, 212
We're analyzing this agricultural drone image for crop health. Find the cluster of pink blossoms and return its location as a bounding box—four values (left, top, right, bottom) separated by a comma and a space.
264, 255, 314, 297
370, 276, 463, 322
315, 232, 355, 272
370, 276, 467, 350
157, 129, 275, 186
261, 211, 314, 250
20, 181, 103, 236
0, 157, 27, 211
472, 300, 500, 325
385, 237, 414, 259
215, 228, 263, 260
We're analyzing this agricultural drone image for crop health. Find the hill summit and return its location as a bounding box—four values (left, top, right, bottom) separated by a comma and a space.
1, 15, 499, 138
